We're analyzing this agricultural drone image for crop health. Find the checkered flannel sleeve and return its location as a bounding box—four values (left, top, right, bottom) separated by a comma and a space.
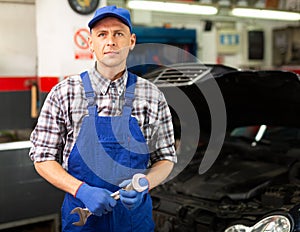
29, 84, 69, 164
149, 91, 177, 164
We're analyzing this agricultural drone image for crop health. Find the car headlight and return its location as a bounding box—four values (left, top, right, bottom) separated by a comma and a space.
225, 215, 291, 232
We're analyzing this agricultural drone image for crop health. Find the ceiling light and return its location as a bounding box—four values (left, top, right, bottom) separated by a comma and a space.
231, 7, 300, 21
127, 0, 218, 15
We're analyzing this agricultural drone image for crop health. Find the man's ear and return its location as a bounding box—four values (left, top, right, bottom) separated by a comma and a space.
88, 35, 94, 52
130, 33, 136, 51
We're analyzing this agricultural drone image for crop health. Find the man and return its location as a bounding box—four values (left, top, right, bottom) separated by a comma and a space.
29, 5, 176, 232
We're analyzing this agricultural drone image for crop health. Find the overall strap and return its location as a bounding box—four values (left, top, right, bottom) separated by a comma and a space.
80, 71, 97, 116
123, 72, 137, 118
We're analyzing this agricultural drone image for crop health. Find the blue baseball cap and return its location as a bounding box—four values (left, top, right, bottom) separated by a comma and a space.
88, 5, 132, 32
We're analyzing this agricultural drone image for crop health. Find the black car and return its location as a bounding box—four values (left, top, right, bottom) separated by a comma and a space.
143, 63, 300, 232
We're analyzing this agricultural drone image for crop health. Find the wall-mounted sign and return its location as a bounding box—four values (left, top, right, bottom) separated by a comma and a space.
73, 28, 93, 60
217, 29, 240, 55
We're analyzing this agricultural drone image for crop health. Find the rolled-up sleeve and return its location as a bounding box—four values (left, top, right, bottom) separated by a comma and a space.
29, 87, 65, 163
150, 91, 177, 164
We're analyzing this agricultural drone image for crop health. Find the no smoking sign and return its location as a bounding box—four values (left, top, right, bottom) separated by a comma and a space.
73, 28, 93, 60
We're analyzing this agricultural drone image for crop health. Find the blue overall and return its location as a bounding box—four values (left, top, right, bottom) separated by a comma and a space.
61, 71, 155, 232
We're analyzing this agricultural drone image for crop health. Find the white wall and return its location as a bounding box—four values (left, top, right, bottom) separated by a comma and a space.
0, 2, 36, 76
0, 0, 107, 78
35, 0, 98, 77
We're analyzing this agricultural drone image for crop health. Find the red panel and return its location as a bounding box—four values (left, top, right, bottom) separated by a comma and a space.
0, 77, 37, 92
38, 76, 59, 93
0, 76, 60, 93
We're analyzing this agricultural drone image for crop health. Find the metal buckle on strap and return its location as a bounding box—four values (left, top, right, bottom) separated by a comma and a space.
87, 98, 95, 107
85, 91, 95, 106
124, 97, 134, 107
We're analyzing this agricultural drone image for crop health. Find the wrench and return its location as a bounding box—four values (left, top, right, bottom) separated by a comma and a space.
109, 173, 148, 200
70, 207, 92, 226
70, 189, 122, 226
71, 173, 148, 226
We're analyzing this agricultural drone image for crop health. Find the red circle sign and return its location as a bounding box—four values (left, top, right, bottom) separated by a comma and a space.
74, 28, 90, 50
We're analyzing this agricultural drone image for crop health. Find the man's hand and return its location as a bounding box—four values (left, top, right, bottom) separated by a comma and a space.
119, 177, 149, 210
75, 183, 117, 216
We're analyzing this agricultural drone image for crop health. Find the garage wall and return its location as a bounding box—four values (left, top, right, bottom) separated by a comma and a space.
0, 2, 36, 76
35, 0, 96, 78
0, 2, 37, 130
1, 0, 299, 77
129, 8, 300, 69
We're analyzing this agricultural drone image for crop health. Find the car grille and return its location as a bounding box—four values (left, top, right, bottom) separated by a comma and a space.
145, 63, 212, 87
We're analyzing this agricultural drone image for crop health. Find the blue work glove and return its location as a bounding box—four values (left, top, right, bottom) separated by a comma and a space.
75, 183, 117, 217
119, 177, 149, 210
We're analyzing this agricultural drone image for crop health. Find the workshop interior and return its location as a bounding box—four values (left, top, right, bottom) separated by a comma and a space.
1, 0, 300, 231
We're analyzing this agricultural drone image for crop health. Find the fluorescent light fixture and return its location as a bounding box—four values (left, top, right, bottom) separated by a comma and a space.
127, 0, 218, 15
232, 7, 300, 21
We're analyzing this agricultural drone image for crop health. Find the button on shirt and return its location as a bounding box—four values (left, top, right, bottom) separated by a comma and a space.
29, 66, 177, 169
109, 82, 121, 115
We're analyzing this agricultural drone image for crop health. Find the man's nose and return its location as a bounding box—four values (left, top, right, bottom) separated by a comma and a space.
106, 34, 116, 46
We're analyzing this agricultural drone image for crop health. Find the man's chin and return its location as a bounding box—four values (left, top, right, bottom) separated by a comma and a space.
98, 59, 125, 69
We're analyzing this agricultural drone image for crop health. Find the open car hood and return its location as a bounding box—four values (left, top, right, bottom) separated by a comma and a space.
215, 69, 300, 129
144, 64, 300, 129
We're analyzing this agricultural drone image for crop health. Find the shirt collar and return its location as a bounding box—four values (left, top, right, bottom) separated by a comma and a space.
89, 65, 127, 96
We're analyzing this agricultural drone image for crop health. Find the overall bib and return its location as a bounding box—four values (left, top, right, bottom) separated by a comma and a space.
61, 71, 155, 232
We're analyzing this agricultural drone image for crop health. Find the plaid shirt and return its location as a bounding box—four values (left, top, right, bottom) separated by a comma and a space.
29, 66, 177, 169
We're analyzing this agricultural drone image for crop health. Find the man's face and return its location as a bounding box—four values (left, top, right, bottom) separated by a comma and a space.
88, 17, 136, 69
